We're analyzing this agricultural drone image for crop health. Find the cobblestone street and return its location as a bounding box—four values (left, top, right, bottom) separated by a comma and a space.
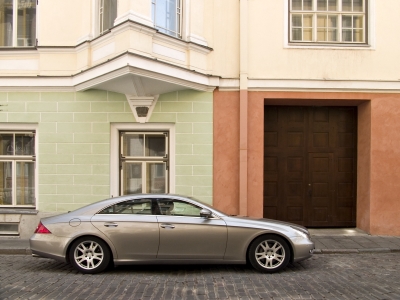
0, 253, 399, 299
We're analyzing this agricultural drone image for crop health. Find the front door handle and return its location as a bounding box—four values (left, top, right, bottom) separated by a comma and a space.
104, 222, 118, 227
160, 223, 175, 229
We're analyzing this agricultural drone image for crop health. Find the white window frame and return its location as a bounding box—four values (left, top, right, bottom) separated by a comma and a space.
284, 0, 375, 49
0, 124, 38, 208
152, 0, 182, 38
0, 0, 37, 47
110, 123, 175, 198
120, 131, 169, 195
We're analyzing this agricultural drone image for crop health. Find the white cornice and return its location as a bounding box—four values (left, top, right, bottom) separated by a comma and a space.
218, 78, 400, 93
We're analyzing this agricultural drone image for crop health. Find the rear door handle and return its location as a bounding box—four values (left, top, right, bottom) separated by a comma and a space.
160, 223, 175, 229
104, 222, 118, 227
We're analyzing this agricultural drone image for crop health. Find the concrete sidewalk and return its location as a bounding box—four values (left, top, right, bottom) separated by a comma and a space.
1, 228, 400, 255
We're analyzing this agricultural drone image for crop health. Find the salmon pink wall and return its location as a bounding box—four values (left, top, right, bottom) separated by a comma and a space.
213, 90, 240, 215
213, 90, 400, 236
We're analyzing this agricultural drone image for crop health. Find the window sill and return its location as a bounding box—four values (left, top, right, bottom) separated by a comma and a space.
285, 42, 373, 50
0, 208, 38, 215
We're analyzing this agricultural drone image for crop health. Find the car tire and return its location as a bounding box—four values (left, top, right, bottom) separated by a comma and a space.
248, 234, 290, 273
69, 236, 111, 274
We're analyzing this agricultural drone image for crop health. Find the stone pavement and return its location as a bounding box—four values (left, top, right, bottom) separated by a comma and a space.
1, 228, 400, 255
1, 252, 400, 299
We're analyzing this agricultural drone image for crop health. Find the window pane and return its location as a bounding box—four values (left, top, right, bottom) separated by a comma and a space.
15, 134, 35, 155
354, 15, 363, 28
100, 0, 117, 33
328, 15, 337, 27
328, 0, 337, 11
354, 29, 363, 42
292, 14, 302, 26
342, 0, 351, 11
342, 29, 352, 41
317, 28, 326, 41
154, 0, 180, 37
145, 135, 166, 157
292, 0, 302, 10
17, 0, 36, 46
292, 28, 302, 40
303, 15, 313, 27
328, 29, 338, 41
0, 0, 13, 46
317, 15, 327, 27
303, 0, 312, 10
122, 162, 142, 194
0, 162, 12, 205
16, 161, 35, 206
317, 0, 327, 11
122, 134, 144, 157
303, 28, 312, 41
0, 134, 14, 155
342, 15, 352, 28
146, 163, 166, 193
353, 0, 363, 12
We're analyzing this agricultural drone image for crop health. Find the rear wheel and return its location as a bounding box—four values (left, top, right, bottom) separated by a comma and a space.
248, 235, 290, 273
69, 237, 110, 274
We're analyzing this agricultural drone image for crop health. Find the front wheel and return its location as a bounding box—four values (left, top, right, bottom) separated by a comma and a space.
248, 235, 290, 273
69, 237, 110, 274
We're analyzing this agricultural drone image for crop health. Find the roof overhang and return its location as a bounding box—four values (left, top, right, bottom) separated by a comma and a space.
0, 51, 220, 95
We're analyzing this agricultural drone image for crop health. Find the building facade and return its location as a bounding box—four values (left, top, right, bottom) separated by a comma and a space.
1, 0, 400, 238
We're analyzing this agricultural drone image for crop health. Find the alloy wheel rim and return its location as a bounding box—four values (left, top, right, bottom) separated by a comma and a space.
255, 239, 285, 269
74, 241, 104, 270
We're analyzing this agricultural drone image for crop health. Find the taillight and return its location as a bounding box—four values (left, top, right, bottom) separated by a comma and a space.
34, 222, 51, 234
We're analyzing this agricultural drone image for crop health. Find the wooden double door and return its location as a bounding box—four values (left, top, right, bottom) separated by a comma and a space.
263, 106, 357, 227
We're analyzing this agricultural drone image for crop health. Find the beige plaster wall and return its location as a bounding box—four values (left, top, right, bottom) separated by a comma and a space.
247, 0, 400, 81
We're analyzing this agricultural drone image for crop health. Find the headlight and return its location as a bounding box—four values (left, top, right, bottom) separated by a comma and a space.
290, 226, 311, 240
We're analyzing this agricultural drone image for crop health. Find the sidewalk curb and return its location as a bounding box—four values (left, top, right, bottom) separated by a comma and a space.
313, 248, 400, 254
0, 249, 32, 255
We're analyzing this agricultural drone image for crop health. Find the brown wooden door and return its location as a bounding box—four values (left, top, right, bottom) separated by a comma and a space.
263, 106, 357, 227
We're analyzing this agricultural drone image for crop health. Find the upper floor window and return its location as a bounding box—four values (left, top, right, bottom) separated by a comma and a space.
99, 0, 117, 35
290, 0, 366, 44
152, 0, 182, 38
0, 0, 36, 47
0, 132, 35, 207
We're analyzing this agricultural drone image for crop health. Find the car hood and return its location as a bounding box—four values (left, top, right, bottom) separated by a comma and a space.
223, 215, 308, 232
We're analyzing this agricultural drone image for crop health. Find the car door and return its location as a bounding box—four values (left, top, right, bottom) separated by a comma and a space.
156, 198, 227, 259
91, 198, 159, 260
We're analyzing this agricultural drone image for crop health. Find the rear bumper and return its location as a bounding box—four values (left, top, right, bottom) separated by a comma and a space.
29, 233, 70, 263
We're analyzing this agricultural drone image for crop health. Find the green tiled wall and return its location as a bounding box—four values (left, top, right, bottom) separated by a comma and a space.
0, 89, 213, 212
150, 90, 213, 204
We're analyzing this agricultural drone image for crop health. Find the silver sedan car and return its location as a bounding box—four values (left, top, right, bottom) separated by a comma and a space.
30, 194, 314, 274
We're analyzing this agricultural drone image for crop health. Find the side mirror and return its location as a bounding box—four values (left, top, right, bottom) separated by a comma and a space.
200, 209, 212, 218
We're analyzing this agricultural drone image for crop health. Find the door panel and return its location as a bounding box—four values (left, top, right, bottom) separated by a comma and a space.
264, 106, 357, 227
156, 215, 227, 259
91, 214, 159, 260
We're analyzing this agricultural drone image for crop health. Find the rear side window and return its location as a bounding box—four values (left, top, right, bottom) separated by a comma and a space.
98, 199, 153, 215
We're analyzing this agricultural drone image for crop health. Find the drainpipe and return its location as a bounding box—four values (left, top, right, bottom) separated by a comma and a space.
239, 0, 248, 216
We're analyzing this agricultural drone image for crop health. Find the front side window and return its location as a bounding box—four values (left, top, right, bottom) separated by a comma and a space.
157, 199, 202, 217
0, 0, 36, 47
0, 132, 35, 207
120, 132, 168, 195
290, 0, 366, 43
152, 0, 182, 38
99, 0, 117, 35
